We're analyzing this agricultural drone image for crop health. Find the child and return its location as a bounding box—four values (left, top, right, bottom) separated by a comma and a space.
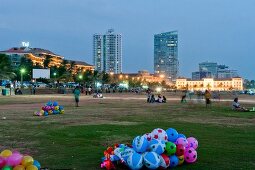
73, 86, 81, 107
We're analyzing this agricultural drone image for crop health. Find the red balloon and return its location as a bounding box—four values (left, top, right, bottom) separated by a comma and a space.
176, 144, 186, 156
159, 154, 170, 169
0, 156, 6, 168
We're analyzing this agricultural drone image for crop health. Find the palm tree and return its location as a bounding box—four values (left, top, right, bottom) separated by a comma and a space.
43, 55, 52, 68
0, 54, 16, 79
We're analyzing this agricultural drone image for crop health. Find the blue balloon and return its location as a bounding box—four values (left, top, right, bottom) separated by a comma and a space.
166, 128, 179, 142
132, 136, 149, 153
44, 111, 48, 116
169, 155, 179, 167
178, 134, 187, 139
127, 152, 143, 170
33, 160, 41, 169
110, 155, 120, 162
53, 101, 58, 106
59, 106, 64, 110
47, 101, 53, 106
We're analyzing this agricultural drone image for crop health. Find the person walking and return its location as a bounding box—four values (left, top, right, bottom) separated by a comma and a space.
204, 90, 211, 108
73, 86, 81, 107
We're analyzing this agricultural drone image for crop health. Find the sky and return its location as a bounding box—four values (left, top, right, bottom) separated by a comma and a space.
0, 0, 255, 79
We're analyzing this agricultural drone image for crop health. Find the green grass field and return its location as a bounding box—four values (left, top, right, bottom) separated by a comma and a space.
0, 94, 254, 169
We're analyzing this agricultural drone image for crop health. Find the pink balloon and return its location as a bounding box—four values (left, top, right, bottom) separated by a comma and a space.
6, 153, 23, 167
184, 147, 197, 163
175, 137, 188, 147
187, 137, 198, 149
0, 156, 6, 168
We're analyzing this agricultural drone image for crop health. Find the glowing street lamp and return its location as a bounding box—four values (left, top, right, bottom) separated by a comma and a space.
159, 74, 165, 78
20, 68, 26, 88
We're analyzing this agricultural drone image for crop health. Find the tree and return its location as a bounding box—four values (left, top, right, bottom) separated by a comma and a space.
83, 70, 93, 86
102, 71, 110, 85
57, 60, 72, 82
43, 55, 52, 68
16, 57, 33, 81
0, 54, 16, 79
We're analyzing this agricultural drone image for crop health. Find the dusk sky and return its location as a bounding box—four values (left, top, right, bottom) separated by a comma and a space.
0, 0, 255, 79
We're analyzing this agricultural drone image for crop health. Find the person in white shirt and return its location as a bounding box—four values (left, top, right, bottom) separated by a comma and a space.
232, 98, 248, 111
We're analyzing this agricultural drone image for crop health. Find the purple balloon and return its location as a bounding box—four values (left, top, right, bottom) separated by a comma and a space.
184, 147, 197, 163
175, 137, 188, 148
6, 153, 22, 167
187, 137, 198, 149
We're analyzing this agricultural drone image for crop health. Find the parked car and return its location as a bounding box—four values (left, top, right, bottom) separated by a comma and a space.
33, 82, 47, 88
247, 89, 255, 95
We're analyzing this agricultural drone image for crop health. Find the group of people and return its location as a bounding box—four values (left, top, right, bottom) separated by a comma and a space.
146, 89, 166, 103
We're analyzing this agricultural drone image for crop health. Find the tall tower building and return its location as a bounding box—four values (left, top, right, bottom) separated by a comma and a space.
93, 29, 122, 74
154, 31, 178, 81
93, 34, 103, 72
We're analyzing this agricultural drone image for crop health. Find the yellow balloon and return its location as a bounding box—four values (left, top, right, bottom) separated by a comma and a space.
178, 155, 185, 165
0, 149, 12, 157
13, 165, 25, 170
60, 110, 64, 114
21, 155, 34, 167
26, 165, 38, 170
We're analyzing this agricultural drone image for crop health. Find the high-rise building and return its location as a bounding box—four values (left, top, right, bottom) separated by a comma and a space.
154, 31, 178, 81
199, 61, 218, 78
93, 29, 122, 74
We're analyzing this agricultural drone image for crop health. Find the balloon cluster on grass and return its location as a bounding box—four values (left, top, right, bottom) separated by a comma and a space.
34, 101, 64, 116
0, 149, 41, 170
100, 128, 198, 170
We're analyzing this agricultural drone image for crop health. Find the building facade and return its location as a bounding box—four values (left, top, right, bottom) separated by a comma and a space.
93, 29, 122, 74
176, 77, 243, 91
0, 46, 94, 73
112, 70, 172, 86
192, 62, 239, 80
154, 31, 178, 81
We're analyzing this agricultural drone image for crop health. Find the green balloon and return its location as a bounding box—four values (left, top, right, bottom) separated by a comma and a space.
2, 166, 13, 170
165, 142, 176, 155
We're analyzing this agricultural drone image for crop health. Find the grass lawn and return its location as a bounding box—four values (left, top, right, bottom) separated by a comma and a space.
0, 94, 254, 169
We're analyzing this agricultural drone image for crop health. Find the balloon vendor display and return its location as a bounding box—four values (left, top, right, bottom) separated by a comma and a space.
100, 128, 198, 170
34, 101, 64, 116
0, 149, 41, 170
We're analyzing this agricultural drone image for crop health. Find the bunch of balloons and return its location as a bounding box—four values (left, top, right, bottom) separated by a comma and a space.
100, 128, 198, 170
34, 101, 64, 116
0, 149, 41, 170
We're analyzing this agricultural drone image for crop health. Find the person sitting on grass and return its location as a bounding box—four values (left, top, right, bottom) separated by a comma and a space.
150, 94, 155, 103
162, 96, 166, 103
156, 94, 163, 103
93, 92, 103, 98
232, 97, 248, 112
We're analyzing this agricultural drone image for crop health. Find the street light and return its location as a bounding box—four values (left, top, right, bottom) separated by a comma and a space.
53, 72, 57, 87
20, 68, 26, 88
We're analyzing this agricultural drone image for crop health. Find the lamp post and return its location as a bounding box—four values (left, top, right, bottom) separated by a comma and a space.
53, 72, 57, 88
79, 75, 83, 85
20, 68, 25, 88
